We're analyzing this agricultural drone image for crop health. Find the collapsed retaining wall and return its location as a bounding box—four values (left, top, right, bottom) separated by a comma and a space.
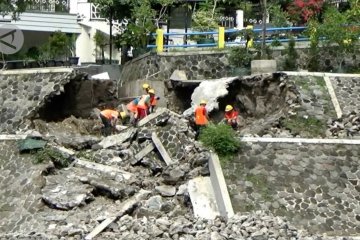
0, 68, 117, 133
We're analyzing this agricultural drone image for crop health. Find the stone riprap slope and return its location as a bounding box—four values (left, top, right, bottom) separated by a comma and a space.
288, 75, 337, 121
330, 77, 360, 115
0, 141, 48, 234
224, 142, 360, 236
0, 69, 81, 133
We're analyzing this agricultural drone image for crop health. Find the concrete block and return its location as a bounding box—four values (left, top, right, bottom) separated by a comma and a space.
251, 59, 277, 74
170, 70, 188, 81
188, 176, 220, 220
209, 153, 234, 219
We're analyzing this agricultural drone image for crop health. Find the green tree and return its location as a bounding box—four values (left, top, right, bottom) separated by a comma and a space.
283, 37, 298, 70
269, 4, 290, 27
0, 0, 27, 19
48, 31, 68, 59
316, 7, 360, 72
93, 31, 108, 63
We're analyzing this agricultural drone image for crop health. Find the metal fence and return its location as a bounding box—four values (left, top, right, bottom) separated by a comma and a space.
147, 26, 309, 51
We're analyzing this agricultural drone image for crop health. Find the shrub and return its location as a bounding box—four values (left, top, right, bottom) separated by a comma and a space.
284, 37, 298, 70
199, 124, 241, 159
34, 147, 71, 168
228, 46, 252, 68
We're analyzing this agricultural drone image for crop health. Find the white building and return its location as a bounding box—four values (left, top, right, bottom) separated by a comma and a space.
0, 0, 121, 64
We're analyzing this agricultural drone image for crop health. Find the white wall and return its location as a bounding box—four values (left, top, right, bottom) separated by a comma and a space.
77, 24, 121, 63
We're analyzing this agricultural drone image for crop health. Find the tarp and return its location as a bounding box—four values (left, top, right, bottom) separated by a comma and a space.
18, 137, 47, 153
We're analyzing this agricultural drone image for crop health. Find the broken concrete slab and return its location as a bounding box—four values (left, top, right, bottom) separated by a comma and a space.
151, 132, 174, 165
96, 127, 137, 149
137, 108, 168, 127
74, 158, 132, 180
131, 143, 155, 165
54, 134, 101, 150
42, 173, 94, 210
188, 176, 219, 220
209, 153, 234, 219
79, 177, 135, 200
84, 189, 151, 240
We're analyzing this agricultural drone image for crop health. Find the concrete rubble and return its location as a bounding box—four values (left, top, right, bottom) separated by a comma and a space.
0, 106, 329, 240
327, 111, 360, 138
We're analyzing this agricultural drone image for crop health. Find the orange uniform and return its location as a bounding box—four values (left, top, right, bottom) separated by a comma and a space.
224, 110, 238, 121
195, 106, 208, 126
126, 98, 138, 114
100, 109, 119, 120
137, 94, 150, 119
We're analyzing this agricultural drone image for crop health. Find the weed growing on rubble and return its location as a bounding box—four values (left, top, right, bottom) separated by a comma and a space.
199, 124, 241, 161
33, 147, 71, 167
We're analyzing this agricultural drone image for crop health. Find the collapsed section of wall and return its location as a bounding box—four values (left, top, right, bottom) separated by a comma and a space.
0, 69, 77, 133
0, 68, 117, 133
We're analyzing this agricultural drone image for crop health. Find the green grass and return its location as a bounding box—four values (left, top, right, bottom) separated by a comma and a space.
76, 150, 95, 162
246, 174, 273, 202
314, 76, 326, 89
281, 115, 327, 137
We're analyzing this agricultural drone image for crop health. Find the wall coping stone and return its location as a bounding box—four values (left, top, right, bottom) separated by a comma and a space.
158, 50, 228, 57
0, 67, 73, 75
240, 137, 360, 144
282, 71, 360, 78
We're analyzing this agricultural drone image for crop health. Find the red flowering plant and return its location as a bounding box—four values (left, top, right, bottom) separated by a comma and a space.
287, 0, 325, 24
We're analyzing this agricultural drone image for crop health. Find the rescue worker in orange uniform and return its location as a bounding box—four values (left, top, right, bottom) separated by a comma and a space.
194, 100, 209, 139
126, 97, 139, 124
137, 93, 151, 120
223, 105, 239, 129
148, 88, 160, 114
99, 109, 126, 136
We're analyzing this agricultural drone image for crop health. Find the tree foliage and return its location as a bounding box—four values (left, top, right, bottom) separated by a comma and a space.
0, 0, 27, 19
316, 7, 360, 71
93, 0, 176, 49
269, 4, 290, 27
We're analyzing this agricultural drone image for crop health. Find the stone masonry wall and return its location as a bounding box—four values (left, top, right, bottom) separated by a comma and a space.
120, 51, 232, 82
120, 47, 360, 84
223, 141, 360, 236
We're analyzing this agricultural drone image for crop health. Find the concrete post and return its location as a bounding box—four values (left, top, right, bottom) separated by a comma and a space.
218, 27, 225, 49
156, 29, 164, 53
235, 10, 244, 29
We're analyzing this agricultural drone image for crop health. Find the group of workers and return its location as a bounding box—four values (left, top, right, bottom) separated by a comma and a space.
99, 85, 240, 137
99, 83, 160, 136
194, 100, 240, 138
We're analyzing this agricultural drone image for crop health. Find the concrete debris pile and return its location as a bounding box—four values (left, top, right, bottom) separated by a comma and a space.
38, 108, 212, 239
327, 111, 360, 138
90, 211, 318, 240
29, 107, 323, 240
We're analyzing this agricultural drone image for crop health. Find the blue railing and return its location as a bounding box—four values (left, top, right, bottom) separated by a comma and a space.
147, 26, 309, 49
